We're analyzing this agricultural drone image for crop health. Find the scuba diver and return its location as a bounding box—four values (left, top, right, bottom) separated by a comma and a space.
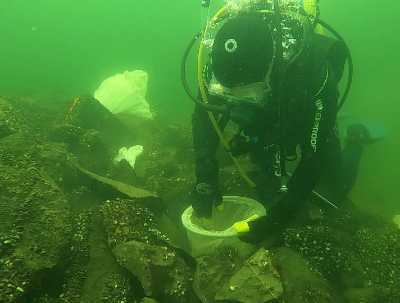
182, 0, 374, 242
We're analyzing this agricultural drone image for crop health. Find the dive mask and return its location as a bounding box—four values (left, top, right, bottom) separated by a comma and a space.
209, 77, 267, 104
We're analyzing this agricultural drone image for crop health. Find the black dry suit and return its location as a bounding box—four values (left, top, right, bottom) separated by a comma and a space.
192, 33, 347, 233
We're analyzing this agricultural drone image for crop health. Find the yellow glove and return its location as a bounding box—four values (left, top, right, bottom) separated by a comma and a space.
233, 214, 260, 234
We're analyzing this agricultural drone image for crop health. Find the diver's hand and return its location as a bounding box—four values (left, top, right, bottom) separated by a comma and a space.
191, 183, 222, 218
238, 215, 269, 244
238, 194, 293, 245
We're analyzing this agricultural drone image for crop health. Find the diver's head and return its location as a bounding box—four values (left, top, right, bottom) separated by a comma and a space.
211, 14, 274, 89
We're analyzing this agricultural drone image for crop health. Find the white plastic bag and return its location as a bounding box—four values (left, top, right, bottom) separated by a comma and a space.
114, 145, 144, 169
94, 70, 153, 119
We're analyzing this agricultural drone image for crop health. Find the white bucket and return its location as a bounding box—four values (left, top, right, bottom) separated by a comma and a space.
181, 196, 266, 257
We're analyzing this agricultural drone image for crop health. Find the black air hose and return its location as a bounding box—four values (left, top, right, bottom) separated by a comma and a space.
317, 19, 354, 110
181, 33, 228, 114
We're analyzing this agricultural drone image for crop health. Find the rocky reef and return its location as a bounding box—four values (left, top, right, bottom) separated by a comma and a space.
0, 95, 399, 303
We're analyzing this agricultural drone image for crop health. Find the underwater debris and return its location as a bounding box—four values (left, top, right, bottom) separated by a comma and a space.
64, 96, 82, 122
114, 145, 144, 170
76, 165, 158, 199
94, 70, 153, 120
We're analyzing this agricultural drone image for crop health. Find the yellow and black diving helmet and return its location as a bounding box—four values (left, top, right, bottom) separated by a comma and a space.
199, 0, 320, 105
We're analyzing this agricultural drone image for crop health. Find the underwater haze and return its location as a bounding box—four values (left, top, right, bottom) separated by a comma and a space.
0, 0, 198, 116
1, 0, 398, 215
322, 0, 400, 216
1, 1, 400, 303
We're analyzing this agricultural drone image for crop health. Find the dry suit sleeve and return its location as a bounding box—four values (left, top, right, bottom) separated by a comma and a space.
192, 95, 223, 187
287, 63, 339, 204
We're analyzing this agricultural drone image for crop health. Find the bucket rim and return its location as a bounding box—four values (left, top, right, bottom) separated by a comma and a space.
181, 195, 266, 238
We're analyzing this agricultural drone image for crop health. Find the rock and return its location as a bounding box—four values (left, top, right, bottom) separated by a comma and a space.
0, 97, 20, 138
0, 133, 80, 191
100, 198, 168, 249
102, 198, 197, 302
0, 163, 72, 303
283, 224, 354, 280
215, 248, 283, 303
273, 247, 335, 303
0, 95, 196, 303
193, 246, 247, 303
56, 212, 92, 303
113, 240, 196, 303
344, 287, 391, 303
0, 120, 13, 139
63, 96, 135, 149
353, 226, 400, 297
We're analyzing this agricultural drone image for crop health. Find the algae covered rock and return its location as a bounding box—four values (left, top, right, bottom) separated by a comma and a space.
0, 97, 21, 138
215, 248, 283, 303
273, 247, 335, 303
102, 198, 197, 303
0, 164, 72, 303
0, 132, 79, 193
353, 226, 400, 300
113, 240, 194, 302
284, 224, 354, 280
193, 246, 244, 303
101, 198, 168, 249
194, 246, 283, 303
344, 287, 391, 303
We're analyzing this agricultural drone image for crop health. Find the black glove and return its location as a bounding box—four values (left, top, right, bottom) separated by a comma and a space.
239, 193, 297, 245
238, 215, 270, 244
191, 183, 222, 218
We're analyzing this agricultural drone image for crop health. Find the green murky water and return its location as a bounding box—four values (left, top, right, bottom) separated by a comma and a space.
0, 0, 398, 214
0, 1, 399, 302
